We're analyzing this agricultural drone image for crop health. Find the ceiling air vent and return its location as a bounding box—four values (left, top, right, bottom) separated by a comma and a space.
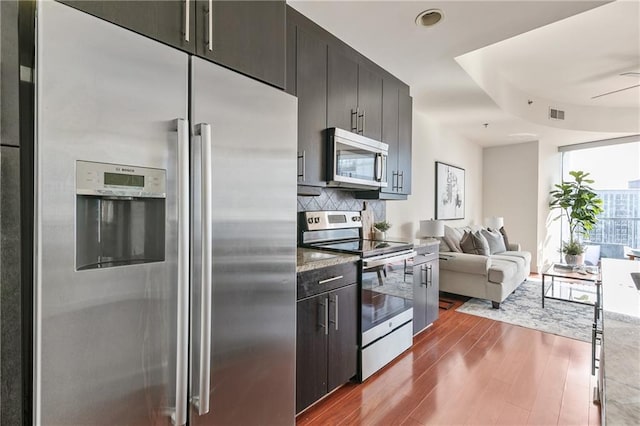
549, 107, 565, 120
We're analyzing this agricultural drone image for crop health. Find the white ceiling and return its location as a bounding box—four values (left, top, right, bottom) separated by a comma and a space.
288, 0, 640, 147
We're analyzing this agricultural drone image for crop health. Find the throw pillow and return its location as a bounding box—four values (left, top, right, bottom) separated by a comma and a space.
437, 237, 451, 252
443, 226, 463, 252
481, 228, 507, 254
499, 226, 511, 250
460, 230, 490, 256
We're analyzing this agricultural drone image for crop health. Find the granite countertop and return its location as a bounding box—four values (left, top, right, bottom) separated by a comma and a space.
601, 259, 640, 425
296, 248, 360, 273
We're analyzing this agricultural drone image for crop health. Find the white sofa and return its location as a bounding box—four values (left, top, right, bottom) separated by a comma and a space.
438, 226, 531, 308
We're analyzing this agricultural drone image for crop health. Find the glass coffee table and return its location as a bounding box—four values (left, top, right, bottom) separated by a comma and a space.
541, 263, 601, 309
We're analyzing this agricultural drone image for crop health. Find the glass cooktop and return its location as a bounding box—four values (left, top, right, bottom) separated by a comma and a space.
308, 239, 413, 258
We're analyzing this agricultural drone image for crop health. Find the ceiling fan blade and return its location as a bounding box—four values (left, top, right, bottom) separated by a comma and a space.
591, 83, 640, 99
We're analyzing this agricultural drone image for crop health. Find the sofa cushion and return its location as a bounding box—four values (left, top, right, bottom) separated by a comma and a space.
460, 230, 490, 256
498, 250, 532, 265
481, 229, 506, 254
491, 253, 525, 271
487, 258, 519, 284
439, 252, 490, 275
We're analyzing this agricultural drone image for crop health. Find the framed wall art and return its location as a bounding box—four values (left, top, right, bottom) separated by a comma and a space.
435, 161, 465, 220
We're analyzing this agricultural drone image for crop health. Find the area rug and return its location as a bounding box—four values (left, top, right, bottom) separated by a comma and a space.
456, 279, 593, 342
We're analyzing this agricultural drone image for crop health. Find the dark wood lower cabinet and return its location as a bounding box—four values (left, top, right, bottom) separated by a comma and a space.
296, 265, 358, 414
413, 252, 439, 335
326, 284, 358, 391
296, 294, 329, 412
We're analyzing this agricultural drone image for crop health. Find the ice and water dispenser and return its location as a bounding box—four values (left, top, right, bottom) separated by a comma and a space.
76, 160, 166, 270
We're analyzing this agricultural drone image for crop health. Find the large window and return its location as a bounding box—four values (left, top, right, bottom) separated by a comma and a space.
562, 141, 640, 257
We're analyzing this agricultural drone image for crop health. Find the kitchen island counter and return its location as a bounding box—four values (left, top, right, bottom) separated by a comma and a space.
601, 259, 640, 426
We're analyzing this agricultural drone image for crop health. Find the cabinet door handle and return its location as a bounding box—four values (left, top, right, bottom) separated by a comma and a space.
392, 171, 398, 191
421, 265, 427, 287
358, 109, 365, 134
351, 108, 358, 132
319, 275, 343, 285
324, 297, 329, 335
399, 171, 404, 192
427, 264, 432, 286
184, 0, 190, 42
205, 0, 213, 51
329, 294, 339, 331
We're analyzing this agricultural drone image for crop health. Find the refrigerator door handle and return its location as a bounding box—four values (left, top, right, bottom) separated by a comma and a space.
173, 118, 190, 426
195, 123, 213, 416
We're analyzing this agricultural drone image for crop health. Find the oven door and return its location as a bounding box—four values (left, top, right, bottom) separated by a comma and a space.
361, 250, 416, 344
328, 128, 388, 189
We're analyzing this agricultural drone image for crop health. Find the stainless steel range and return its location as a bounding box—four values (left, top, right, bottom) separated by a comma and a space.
301, 211, 416, 380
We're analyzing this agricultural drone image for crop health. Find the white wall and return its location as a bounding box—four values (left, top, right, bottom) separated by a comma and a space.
538, 142, 562, 271
483, 142, 539, 271
482, 141, 563, 272
386, 110, 483, 240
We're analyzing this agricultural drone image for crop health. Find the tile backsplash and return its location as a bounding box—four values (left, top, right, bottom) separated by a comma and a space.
297, 188, 385, 222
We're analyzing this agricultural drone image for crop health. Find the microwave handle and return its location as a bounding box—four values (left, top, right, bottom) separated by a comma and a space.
375, 153, 383, 181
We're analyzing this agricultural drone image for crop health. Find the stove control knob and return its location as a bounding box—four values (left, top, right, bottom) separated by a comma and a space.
352, 216, 359, 222
307, 218, 313, 224
314, 217, 320, 224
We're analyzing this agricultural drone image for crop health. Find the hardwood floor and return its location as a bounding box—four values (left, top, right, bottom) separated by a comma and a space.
296, 295, 600, 425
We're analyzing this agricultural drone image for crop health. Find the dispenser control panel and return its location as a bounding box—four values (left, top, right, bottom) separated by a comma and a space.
76, 160, 166, 198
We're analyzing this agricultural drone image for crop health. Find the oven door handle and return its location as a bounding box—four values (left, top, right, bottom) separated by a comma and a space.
363, 250, 417, 268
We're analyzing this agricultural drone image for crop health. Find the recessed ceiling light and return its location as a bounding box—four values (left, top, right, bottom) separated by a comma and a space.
415, 9, 444, 27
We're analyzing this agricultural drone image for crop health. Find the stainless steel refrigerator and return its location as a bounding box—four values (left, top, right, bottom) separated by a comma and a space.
34, 2, 297, 425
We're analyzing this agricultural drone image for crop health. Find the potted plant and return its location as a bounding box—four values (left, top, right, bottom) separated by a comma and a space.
373, 221, 391, 240
549, 170, 604, 265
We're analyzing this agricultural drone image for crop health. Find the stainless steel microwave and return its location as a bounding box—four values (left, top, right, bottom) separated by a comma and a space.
327, 128, 388, 189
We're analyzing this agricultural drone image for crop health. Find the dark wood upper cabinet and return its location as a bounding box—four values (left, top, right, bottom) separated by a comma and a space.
327, 47, 359, 133
58, 1, 285, 89
295, 26, 328, 187
397, 86, 413, 195
357, 64, 383, 141
381, 77, 400, 194
196, 0, 285, 89
379, 76, 412, 196
58, 1, 196, 53
327, 46, 382, 140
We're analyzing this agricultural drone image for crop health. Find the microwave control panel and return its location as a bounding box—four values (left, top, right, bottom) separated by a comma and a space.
76, 160, 166, 198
